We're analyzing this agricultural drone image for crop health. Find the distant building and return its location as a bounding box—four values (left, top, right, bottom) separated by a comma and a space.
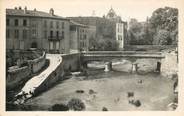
68, 7, 128, 50
106, 7, 128, 49
6, 7, 71, 54
70, 21, 89, 52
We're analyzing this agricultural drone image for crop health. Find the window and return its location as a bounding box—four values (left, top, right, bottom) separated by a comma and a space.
32, 29, 37, 37
49, 41, 53, 50
6, 29, 10, 38
118, 35, 122, 40
50, 31, 53, 38
14, 29, 19, 38
23, 30, 27, 39
14, 19, 19, 26
50, 21, 53, 28
62, 22, 64, 29
20, 41, 24, 49
44, 20, 47, 27
84, 35, 87, 39
56, 41, 60, 50
44, 30, 47, 39
62, 31, 64, 38
6, 19, 10, 26
56, 21, 59, 29
32, 21, 37, 27
56, 31, 59, 39
31, 42, 37, 48
23, 19, 27, 26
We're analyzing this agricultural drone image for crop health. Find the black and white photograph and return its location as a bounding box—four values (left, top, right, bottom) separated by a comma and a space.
1, 0, 183, 113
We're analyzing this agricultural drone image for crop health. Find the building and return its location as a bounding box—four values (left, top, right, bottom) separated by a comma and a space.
68, 7, 128, 50
70, 21, 89, 52
6, 6, 71, 54
106, 7, 128, 49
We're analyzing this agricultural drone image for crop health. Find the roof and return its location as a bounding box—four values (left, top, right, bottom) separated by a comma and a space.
70, 20, 89, 28
6, 8, 69, 20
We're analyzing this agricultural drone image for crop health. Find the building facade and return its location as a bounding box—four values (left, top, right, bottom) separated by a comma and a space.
6, 7, 71, 54
70, 21, 89, 53
106, 7, 128, 49
68, 7, 127, 50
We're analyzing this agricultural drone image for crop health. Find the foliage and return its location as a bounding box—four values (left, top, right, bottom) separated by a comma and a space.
89, 35, 119, 51
150, 7, 178, 45
128, 18, 152, 45
128, 7, 178, 45
153, 30, 172, 45
67, 98, 85, 111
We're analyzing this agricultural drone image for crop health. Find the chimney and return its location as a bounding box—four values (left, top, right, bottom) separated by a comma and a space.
24, 6, 27, 14
49, 8, 54, 16
18, 6, 22, 10
14, 7, 17, 10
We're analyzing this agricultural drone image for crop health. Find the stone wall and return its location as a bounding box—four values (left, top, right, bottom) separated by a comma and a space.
124, 45, 177, 51
6, 51, 46, 91
6, 66, 31, 90
34, 53, 80, 95
161, 51, 178, 78
28, 51, 46, 73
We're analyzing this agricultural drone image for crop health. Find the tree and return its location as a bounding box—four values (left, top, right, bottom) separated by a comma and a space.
150, 7, 178, 45
153, 30, 172, 45
128, 18, 152, 45
127, 7, 178, 45
89, 35, 119, 51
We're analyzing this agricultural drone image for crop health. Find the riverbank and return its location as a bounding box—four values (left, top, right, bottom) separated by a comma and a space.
19, 69, 176, 111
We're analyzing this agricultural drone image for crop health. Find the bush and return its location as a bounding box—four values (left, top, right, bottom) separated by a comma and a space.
51, 104, 69, 111
67, 98, 85, 111
134, 100, 141, 107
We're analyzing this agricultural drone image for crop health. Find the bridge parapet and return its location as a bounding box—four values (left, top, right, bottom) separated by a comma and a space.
81, 51, 165, 62
82, 51, 163, 55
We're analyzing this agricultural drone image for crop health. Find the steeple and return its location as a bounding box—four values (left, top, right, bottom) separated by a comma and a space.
106, 6, 117, 19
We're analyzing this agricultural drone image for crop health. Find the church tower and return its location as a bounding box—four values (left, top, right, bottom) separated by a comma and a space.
106, 6, 118, 19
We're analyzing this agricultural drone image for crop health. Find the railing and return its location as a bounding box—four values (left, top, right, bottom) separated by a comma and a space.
48, 36, 64, 40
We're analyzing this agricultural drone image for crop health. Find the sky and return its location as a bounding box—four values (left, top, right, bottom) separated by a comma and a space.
3, 0, 178, 22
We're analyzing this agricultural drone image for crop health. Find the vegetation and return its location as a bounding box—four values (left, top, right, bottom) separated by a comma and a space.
67, 98, 86, 111
128, 7, 178, 45
89, 35, 119, 51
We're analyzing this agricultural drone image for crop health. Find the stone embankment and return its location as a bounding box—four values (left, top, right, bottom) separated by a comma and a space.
6, 51, 46, 91
14, 53, 80, 104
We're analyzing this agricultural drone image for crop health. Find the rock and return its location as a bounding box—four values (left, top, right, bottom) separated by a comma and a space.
89, 89, 96, 94
76, 90, 85, 93
102, 107, 108, 111
127, 92, 134, 97
133, 100, 141, 107
138, 79, 143, 84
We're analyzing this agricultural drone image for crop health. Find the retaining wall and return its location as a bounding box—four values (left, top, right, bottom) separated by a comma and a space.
28, 52, 46, 73
34, 53, 80, 95
6, 51, 46, 91
6, 66, 31, 90
124, 45, 177, 51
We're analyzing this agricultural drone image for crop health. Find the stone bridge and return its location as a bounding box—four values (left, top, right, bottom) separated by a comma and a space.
81, 51, 165, 72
